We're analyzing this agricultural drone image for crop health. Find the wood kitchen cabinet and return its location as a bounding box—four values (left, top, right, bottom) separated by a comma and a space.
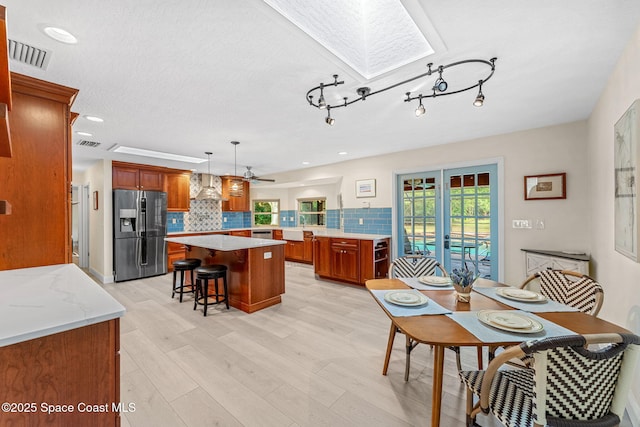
0, 73, 78, 269
285, 240, 305, 261
314, 236, 390, 285
166, 171, 191, 211
112, 161, 165, 191
229, 229, 251, 237
221, 176, 250, 211
303, 231, 314, 263
167, 241, 187, 272
272, 229, 283, 240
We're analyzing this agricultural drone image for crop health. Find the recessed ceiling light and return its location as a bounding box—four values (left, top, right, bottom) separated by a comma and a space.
338, 151, 348, 155
84, 115, 104, 122
302, 161, 310, 165
43, 26, 78, 44
76, 131, 93, 137
113, 146, 207, 164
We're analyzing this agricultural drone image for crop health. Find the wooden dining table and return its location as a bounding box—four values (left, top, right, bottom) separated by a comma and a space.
365, 277, 632, 427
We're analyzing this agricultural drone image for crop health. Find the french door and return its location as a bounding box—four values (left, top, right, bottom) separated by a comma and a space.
397, 164, 498, 279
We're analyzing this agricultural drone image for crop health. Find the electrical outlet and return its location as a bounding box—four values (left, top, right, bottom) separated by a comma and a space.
223, 217, 227, 222
172, 218, 177, 224
512, 219, 532, 229
359, 218, 364, 225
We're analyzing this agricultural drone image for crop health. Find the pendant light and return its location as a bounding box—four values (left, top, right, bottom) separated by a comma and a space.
230, 141, 244, 197
195, 151, 222, 200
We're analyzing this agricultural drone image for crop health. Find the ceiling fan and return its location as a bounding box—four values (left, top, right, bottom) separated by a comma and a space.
243, 166, 275, 183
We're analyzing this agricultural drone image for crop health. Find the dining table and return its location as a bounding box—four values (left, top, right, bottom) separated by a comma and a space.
365, 277, 632, 427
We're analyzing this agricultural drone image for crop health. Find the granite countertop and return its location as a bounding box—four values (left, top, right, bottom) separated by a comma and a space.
0, 264, 126, 347
165, 234, 286, 251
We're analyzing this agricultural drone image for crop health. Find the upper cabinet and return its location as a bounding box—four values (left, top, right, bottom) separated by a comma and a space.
112, 161, 165, 191
0, 73, 78, 270
221, 176, 250, 212
166, 171, 191, 211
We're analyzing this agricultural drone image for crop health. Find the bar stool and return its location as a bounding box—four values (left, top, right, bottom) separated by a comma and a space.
194, 264, 229, 316
172, 258, 201, 302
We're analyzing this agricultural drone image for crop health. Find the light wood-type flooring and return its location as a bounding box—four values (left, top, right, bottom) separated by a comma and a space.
100, 262, 632, 427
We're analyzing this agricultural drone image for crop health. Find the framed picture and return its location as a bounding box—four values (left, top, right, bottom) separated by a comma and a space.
524, 173, 566, 200
614, 99, 640, 262
356, 179, 376, 198
93, 191, 99, 210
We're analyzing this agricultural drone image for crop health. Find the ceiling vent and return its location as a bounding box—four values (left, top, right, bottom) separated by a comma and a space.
8, 39, 52, 70
76, 140, 101, 148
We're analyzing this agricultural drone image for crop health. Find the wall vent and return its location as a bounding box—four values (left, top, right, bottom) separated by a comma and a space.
8, 39, 52, 70
77, 140, 101, 148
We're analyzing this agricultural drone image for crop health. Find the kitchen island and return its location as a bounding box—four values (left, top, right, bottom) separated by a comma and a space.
0, 263, 125, 426
165, 234, 286, 313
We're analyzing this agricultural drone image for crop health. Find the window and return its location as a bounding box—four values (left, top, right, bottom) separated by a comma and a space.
253, 200, 279, 226
298, 198, 326, 227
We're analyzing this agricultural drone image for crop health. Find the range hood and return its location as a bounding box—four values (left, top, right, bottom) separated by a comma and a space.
195, 173, 223, 200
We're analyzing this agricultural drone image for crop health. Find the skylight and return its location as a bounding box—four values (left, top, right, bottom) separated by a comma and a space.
113, 146, 207, 164
264, 0, 434, 80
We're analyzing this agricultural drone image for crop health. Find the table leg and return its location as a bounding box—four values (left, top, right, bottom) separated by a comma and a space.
382, 322, 397, 375
431, 345, 445, 427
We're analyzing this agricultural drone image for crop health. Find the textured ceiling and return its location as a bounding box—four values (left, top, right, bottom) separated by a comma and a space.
3, 0, 640, 182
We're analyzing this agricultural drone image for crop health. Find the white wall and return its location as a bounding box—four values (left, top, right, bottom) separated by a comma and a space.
263, 120, 590, 285
587, 22, 640, 424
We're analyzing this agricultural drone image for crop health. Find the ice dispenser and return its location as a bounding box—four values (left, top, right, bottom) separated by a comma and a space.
119, 209, 137, 232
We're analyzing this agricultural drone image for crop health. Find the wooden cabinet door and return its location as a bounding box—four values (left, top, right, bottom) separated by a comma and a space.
112, 165, 140, 190
166, 172, 191, 211
303, 234, 314, 263
313, 237, 332, 277
272, 229, 283, 240
222, 177, 250, 211
230, 230, 251, 237
331, 239, 360, 283
139, 168, 164, 191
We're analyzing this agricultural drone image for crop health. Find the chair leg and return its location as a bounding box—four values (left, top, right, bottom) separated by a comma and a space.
382, 322, 397, 375
193, 279, 200, 311
223, 274, 229, 309
476, 347, 483, 370
404, 335, 412, 381
172, 270, 177, 299
178, 270, 185, 302
203, 279, 209, 317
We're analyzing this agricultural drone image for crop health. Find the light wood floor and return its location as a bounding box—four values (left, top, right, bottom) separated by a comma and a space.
100, 262, 632, 427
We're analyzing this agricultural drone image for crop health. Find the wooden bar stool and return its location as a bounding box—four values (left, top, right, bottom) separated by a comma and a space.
194, 264, 229, 316
172, 258, 201, 302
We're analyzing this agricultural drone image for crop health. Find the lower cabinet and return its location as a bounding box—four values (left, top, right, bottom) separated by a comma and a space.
0, 319, 120, 426
283, 231, 314, 264
523, 249, 589, 277
314, 236, 390, 285
167, 242, 187, 272
229, 230, 251, 237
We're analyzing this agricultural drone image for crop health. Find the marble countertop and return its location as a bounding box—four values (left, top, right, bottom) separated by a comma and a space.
0, 264, 126, 347
165, 234, 286, 251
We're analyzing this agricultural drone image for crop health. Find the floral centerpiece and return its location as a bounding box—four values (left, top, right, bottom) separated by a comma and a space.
450, 267, 477, 302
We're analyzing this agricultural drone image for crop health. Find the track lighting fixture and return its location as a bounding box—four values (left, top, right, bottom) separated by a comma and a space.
306, 58, 496, 124
325, 107, 335, 126
473, 80, 485, 107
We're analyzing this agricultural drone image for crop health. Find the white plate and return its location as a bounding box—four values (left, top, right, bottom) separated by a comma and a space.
477, 310, 544, 333
418, 276, 452, 286
496, 287, 547, 303
384, 290, 429, 307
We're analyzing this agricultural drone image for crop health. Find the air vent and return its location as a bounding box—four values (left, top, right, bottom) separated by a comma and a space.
8, 39, 51, 70
77, 140, 101, 148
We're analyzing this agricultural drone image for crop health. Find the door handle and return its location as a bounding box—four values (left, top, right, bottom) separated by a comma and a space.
444, 234, 450, 249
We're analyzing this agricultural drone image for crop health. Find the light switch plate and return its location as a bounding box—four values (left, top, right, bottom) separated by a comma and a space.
512, 219, 532, 229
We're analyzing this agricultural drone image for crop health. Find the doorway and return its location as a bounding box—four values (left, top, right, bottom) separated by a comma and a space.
71, 184, 90, 268
396, 163, 499, 280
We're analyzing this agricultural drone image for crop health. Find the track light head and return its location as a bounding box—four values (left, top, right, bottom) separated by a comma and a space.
473, 80, 484, 107
325, 107, 334, 126
318, 84, 327, 109
415, 99, 425, 117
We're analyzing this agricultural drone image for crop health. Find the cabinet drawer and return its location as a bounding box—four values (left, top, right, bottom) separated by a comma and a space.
330, 238, 359, 249
167, 242, 185, 253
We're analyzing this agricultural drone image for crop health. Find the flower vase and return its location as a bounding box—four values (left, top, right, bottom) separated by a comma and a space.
453, 283, 472, 303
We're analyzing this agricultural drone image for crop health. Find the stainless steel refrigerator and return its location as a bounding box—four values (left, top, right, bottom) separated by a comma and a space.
113, 189, 167, 282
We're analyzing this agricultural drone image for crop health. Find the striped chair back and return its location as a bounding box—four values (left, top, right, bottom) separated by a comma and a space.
537, 270, 603, 315
389, 256, 443, 278
528, 334, 640, 426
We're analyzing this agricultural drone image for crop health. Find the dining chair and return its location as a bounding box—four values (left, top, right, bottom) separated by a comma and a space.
460, 333, 640, 427
384, 255, 456, 380
489, 269, 605, 364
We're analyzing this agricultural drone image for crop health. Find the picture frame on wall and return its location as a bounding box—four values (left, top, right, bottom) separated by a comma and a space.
614, 99, 640, 262
356, 179, 376, 198
524, 173, 566, 200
